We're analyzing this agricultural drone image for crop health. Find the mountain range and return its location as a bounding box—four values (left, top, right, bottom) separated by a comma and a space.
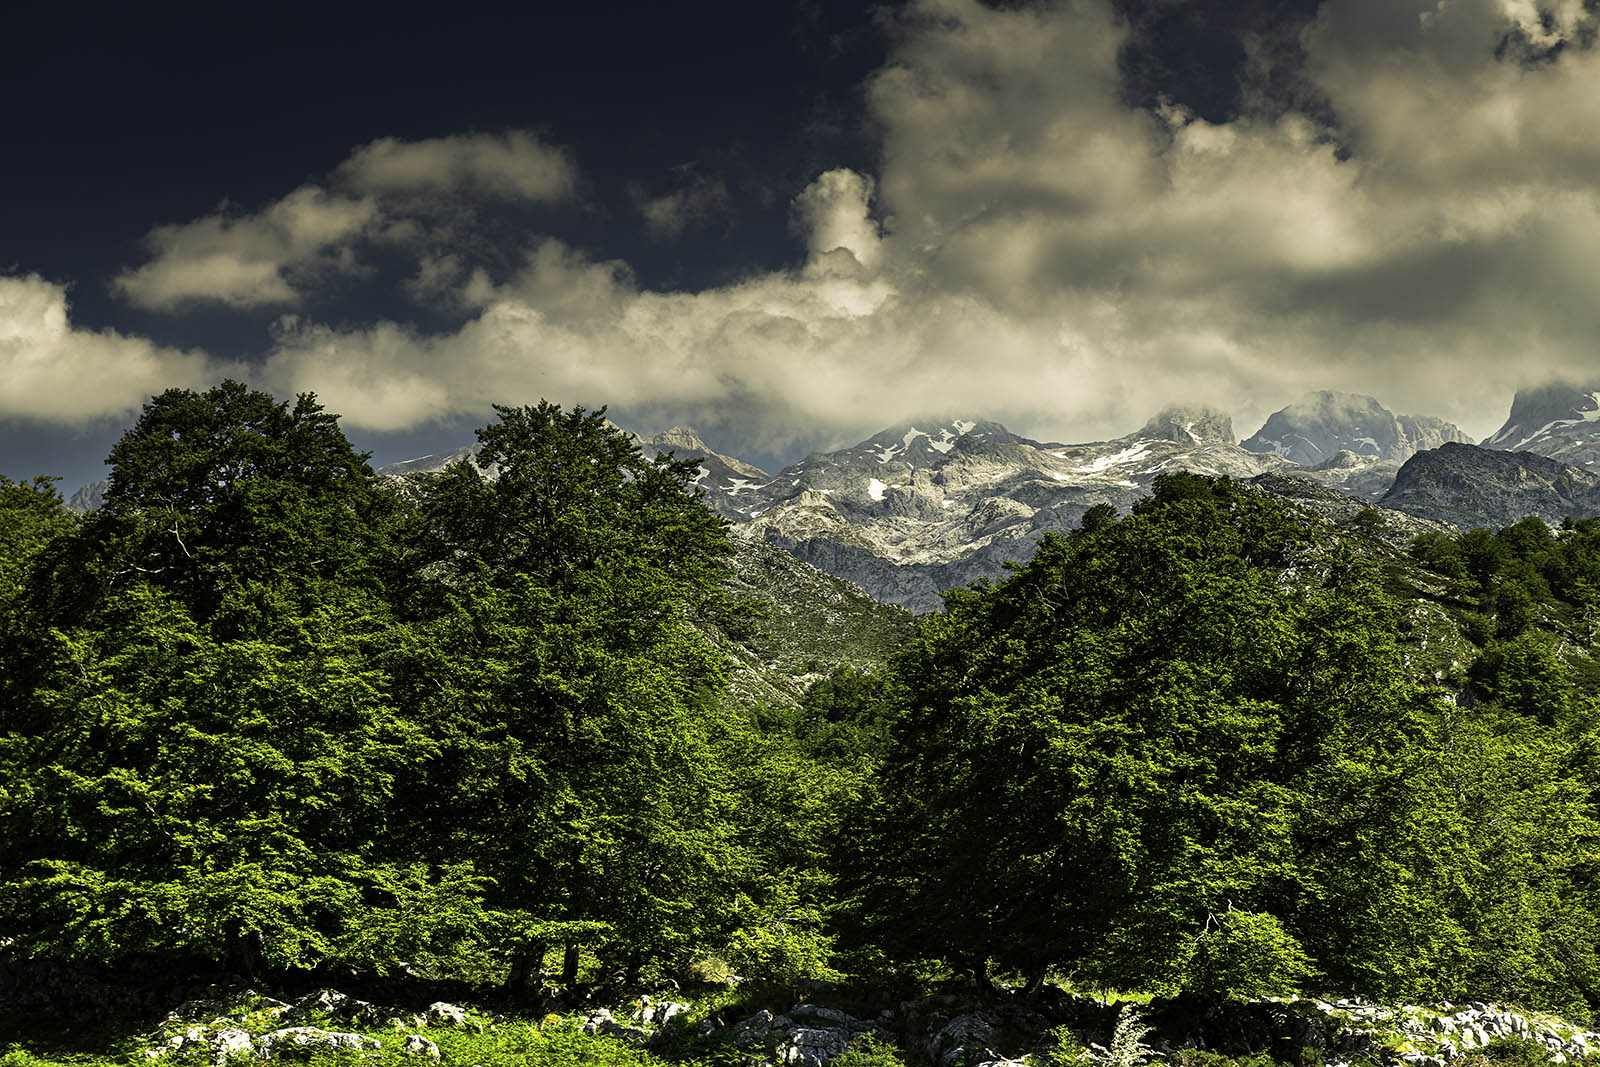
59, 382, 1600, 612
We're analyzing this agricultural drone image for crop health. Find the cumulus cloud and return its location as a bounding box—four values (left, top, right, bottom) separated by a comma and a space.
113, 131, 578, 313
337, 131, 577, 200
105, 0, 1600, 449
794, 169, 882, 271
113, 187, 378, 310
0, 275, 233, 420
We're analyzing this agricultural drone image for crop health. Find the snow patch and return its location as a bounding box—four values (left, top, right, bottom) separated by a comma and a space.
1510, 419, 1564, 450
953, 419, 977, 434
867, 478, 887, 501
871, 445, 902, 463
1072, 442, 1153, 474
693, 465, 710, 485
724, 478, 762, 496
1184, 421, 1199, 444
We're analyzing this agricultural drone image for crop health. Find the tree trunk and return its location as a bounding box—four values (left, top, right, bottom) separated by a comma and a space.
562, 942, 581, 989
503, 940, 546, 998
1023, 967, 1047, 998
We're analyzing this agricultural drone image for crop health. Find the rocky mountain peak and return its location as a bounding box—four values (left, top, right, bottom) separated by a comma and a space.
845, 418, 999, 466
644, 426, 714, 454
1484, 382, 1600, 452
1241, 390, 1470, 467
636, 426, 767, 480
1382, 441, 1600, 526
1138, 406, 1234, 446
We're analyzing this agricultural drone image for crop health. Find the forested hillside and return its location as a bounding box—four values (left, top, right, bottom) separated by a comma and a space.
6, 384, 1600, 1039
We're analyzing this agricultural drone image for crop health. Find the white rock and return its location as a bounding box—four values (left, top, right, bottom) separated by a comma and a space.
255, 1027, 380, 1058
779, 1026, 854, 1067
403, 1035, 442, 1060
426, 1002, 471, 1029
211, 1029, 253, 1062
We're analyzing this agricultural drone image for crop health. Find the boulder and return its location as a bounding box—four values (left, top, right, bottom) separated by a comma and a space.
582, 1008, 650, 1046
928, 1013, 997, 1067
403, 1034, 442, 1060
778, 1026, 854, 1067
631, 999, 690, 1027
210, 1029, 253, 1061
426, 1001, 471, 1029
255, 1027, 379, 1058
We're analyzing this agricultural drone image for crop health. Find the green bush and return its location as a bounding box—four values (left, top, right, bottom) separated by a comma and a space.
1180, 910, 1316, 999
830, 1033, 908, 1067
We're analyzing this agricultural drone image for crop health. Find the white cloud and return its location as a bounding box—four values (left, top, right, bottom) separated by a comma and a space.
104, 0, 1600, 448
113, 132, 579, 313
337, 131, 577, 200
112, 186, 378, 310
793, 169, 883, 270
0, 275, 233, 421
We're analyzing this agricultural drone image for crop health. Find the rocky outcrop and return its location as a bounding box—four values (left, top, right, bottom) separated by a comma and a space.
138, 989, 479, 1063
1381, 442, 1600, 527
1250, 472, 1451, 546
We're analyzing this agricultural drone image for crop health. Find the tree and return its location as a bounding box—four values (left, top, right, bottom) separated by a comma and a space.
0, 384, 441, 978
841, 476, 1600, 1005
844, 479, 1401, 991
82, 379, 398, 626
392, 402, 757, 986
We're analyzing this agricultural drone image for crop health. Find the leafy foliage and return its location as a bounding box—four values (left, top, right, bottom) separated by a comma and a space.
842, 476, 1600, 1008
9, 386, 1600, 1016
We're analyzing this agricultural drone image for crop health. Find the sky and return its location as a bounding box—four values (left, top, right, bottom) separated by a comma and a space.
6, 0, 1600, 492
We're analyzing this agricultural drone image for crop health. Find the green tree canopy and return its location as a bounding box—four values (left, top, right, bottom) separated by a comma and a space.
842, 475, 1600, 1008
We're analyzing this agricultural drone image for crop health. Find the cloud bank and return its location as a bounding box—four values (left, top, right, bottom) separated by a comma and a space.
0, 275, 233, 420
29, 0, 1600, 448
111, 131, 576, 313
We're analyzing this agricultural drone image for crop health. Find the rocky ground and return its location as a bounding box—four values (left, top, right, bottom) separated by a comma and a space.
96, 984, 1600, 1067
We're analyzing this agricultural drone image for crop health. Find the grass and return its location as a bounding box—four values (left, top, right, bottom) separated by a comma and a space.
0, 1012, 720, 1067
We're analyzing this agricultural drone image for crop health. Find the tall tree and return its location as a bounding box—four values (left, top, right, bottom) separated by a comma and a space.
393, 403, 754, 985
0, 384, 440, 978
842, 476, 1509, 999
